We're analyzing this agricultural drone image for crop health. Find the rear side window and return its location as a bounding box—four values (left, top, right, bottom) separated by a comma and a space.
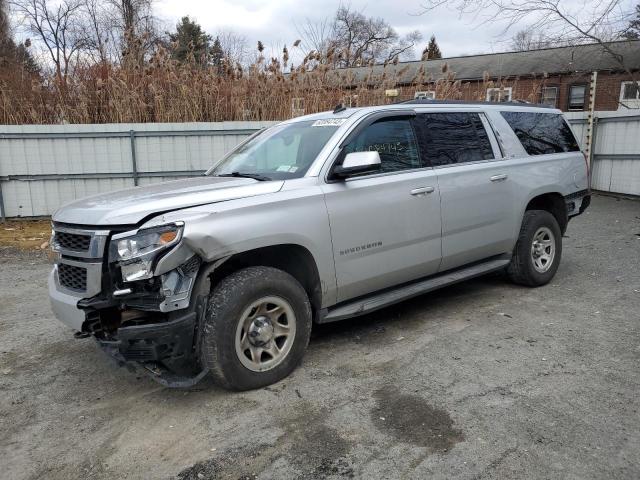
343, 118, 422, 173
500, 112, 580, 155
413, 113, 494, 167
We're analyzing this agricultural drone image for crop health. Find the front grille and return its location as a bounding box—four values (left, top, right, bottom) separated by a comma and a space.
56, 231, 91, 252
58, 264, 87, 292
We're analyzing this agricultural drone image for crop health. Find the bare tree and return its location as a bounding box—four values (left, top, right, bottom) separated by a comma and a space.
82, 0, 117, 63
295, 16, 333, 57
103, 0, 158, 65
11, 0, 87, 84
331, 4, 422, 66
296, 5, 422, 68
216, 28, 249, 65
510, 28, 553, 51
419, 0, 637, 71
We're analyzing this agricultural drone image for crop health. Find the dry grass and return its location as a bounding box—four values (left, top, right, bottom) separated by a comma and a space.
0, 219, 51, 250
0, 46, 542, 125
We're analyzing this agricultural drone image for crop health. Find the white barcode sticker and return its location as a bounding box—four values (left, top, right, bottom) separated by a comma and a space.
311, 119, 347, 127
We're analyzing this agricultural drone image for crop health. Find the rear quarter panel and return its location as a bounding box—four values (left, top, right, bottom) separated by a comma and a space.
485, 109, 589, 243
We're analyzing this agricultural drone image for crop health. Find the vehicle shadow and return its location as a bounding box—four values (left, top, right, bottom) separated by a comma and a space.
310, 272, 512, 344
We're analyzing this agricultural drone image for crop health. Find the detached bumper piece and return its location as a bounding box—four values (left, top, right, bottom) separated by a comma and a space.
97, 312, 209, 388
118, 313, 196, 362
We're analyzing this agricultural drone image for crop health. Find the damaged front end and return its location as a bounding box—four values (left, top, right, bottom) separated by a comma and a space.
50, 222, 212, 388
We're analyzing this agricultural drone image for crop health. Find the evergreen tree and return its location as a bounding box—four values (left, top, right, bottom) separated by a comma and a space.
623, 4, 639, 39
210, 36, 224, 72
425, 35, 442, 60
169, 16, 212, 65
0, 0, 13, 63
0, 0, 39, 76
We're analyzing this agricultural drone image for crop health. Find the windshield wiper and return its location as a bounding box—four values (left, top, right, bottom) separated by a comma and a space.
217, 172, 271, 181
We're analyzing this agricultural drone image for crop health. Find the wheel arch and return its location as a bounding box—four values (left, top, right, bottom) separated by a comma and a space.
524, 192, 568, 234
202, 244, 324, 318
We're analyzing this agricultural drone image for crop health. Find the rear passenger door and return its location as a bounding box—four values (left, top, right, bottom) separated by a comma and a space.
413, 111, 515, 271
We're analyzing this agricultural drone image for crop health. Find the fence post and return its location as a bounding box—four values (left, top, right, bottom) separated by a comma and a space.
584, 71, 598, 170
0, 180, 5, 222
129, 129, 139, 186
589, 117, 599, 190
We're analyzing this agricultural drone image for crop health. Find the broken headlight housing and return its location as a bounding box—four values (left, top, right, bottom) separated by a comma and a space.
109, 223, 183, 282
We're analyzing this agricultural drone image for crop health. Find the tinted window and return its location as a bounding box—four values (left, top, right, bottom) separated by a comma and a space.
343, 118, 422, 173
413, 113, 494, 167
500, 112, 580, 155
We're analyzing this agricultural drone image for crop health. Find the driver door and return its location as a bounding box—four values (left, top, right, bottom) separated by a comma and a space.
321, 115, 442, 302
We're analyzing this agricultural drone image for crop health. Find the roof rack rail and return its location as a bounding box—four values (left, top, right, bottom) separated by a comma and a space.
333, 103, 347, 114
395, 99, 554, 108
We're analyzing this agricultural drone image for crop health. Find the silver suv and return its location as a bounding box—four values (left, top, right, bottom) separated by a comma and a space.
49, 101, 590, 390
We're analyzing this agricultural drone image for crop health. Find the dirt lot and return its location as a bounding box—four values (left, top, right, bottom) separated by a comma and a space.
1, 194, 639, 480
0, 219, 50, 250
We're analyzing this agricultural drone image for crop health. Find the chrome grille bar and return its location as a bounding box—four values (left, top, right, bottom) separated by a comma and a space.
52, 225, 110, 297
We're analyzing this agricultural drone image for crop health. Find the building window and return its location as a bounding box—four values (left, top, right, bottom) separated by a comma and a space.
414, 91, 436, 100
541, 86, 559, 107
486, 87, 512, 102
619, 81, 640, 109
568, 84, 587, 110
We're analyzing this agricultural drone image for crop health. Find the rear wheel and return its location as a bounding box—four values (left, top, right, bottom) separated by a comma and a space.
507, 210, 562, 287
201, 266, 312, 391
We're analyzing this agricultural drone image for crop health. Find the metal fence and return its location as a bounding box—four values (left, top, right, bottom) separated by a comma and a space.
0, 121, 276, 219
565, 111, 640, 196
0, 112, 638, 219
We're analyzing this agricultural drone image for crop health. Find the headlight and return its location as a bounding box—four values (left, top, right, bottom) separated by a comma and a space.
110, 224, 183, 282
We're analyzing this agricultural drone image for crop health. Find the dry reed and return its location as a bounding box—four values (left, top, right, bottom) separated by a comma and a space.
0, 46, 544, 125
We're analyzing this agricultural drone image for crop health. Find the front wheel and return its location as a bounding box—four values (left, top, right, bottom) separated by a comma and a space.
507, 210, 562, 287
201, 266, 312, 391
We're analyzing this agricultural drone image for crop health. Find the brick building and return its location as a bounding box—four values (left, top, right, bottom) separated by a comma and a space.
340, 41, 640, 111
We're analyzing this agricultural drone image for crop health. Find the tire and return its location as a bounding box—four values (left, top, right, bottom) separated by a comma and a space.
507, 210, 562, 287
201, 266, 312, 391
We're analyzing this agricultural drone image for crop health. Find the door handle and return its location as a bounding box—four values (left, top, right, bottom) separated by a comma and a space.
490, 174, 508, 182
410, 186, 435, 196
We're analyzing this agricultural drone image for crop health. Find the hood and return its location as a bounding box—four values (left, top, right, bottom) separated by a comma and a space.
52, 176, 284, 226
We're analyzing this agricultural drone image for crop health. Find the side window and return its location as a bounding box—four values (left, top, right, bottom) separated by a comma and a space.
343, 118, 422, 173
413, 112, 494, 167
500, 111, 580, 155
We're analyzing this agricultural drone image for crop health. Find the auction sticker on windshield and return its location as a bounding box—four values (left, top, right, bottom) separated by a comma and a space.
312, 119, 347, 127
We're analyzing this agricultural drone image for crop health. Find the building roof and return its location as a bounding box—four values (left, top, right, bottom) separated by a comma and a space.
337, 40, 640, 85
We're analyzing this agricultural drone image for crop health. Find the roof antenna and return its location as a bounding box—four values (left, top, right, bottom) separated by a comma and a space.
333, 103, 347, 114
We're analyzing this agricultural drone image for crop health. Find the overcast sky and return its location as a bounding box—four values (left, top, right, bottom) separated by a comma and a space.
155, 0, 518, 60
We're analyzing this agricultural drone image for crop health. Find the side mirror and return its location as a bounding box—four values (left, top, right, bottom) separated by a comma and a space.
332, 151, 381, 179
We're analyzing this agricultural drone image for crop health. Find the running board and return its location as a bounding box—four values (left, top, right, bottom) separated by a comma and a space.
320, 257, 511, 323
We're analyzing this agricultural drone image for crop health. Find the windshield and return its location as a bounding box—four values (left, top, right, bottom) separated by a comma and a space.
208, 120, 340, 180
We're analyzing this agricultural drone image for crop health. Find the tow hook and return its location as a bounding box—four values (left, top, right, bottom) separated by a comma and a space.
74, 331, 91, 339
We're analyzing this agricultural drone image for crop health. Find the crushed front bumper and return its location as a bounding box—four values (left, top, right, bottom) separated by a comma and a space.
99, 312, 197, 363
96, 311, 208, 388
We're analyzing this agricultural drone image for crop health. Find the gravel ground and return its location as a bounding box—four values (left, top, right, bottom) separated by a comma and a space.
1, 194, 639, 480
